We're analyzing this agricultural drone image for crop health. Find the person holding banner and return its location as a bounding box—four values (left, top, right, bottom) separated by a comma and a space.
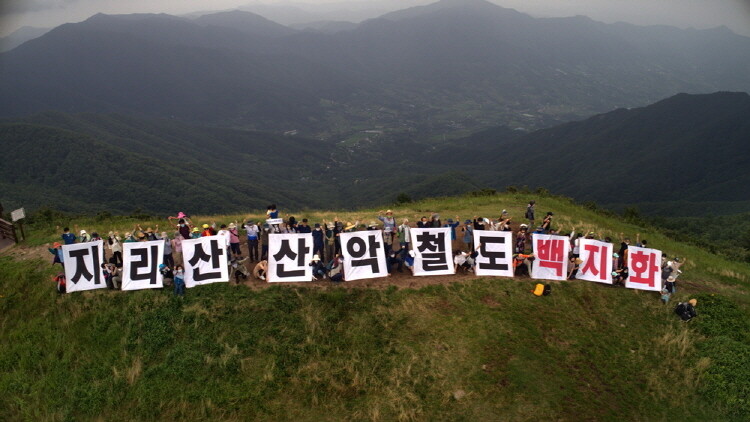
244, 220, 260, 262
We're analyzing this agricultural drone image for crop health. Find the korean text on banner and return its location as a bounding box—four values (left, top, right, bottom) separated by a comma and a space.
268, 233, 313, 282
473, 231, 514, 277
576, 239, 613, 284
531, 234, 570, 281
340, 231, 388, 281
62, 240, 105, 293
410, 227, 454, 276
122, 240, 165, 291
182, 235, 229, 288
626, 246, 662, 292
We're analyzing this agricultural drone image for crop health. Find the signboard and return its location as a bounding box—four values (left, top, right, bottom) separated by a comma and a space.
11, 208, 25, 222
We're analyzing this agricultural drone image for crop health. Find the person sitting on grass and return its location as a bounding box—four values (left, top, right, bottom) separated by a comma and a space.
253, 260, 268, 281
53, 273, 66, 294
310, 255, 327, 280
454, 250, 472, 273
159, 264, 174, 287
513, 253, 534, 277
328, 253, 344, 282
675, 299, 698, 322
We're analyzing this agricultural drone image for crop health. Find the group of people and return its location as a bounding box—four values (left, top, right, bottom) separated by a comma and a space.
45, 202, 698, 319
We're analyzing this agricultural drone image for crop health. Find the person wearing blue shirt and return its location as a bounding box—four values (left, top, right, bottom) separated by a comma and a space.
444, 217, 460, 250
61, 227, 76, 245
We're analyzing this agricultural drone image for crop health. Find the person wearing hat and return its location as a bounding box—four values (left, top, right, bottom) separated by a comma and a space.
201, 223, 216, 237
461, 219, 474, 251
378, 210, 397, 255
310, 255, 326, 280
48, 242, 64, 267
312, 223, 325, 262
675, 299, 698, 321
568, 256, 583, 279
190, 227, 201, 239
79, 229, 91, 243
227, 222, 241, 256
344, 221, 357, 232
430, 213, 441, 228
175, 217, 192, 241
525, 200, 536, 228
244, 220, 260, 261
398, 219, 412, 257
157, 231, 175, 269
443, 216, 460, 248
159, 263, 174, 287
515, 224, 529, 254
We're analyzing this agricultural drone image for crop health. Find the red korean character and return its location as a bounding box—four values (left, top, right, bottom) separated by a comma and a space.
581, 244, 608, 281
537, 239, 565, 277
629, 250, 659, 287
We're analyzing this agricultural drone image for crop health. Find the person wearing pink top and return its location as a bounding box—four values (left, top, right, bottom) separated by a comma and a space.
228, 222, 241, 257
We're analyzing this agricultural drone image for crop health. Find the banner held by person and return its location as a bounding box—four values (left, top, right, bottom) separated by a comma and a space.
410, 227, 453, 276
62, 240, 105, 293
268, 233, 313, 282
531, 234, 570, 281
122, 240, 164, 291
626, 246, 662, 292
340, 231, 388, 281
182, 235, 229, 288
473, 231, 513, 277
576, 239, 613, 284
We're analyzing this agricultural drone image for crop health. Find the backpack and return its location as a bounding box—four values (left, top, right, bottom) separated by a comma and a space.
543, 284, 551, 296
533, 283, 545, 296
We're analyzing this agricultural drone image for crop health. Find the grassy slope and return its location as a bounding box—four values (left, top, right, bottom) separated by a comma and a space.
3, 193, 749, 420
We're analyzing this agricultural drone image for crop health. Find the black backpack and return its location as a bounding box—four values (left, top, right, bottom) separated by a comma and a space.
543, 284, 551, 296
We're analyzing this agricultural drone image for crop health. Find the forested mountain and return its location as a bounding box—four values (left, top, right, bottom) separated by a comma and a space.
433, 91, 750, 213
2, 92, 748, 215
1, 0, 749, 138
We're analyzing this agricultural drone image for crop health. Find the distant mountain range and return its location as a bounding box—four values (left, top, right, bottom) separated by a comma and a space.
2, 92, 748, 216
2, 0, 749, 139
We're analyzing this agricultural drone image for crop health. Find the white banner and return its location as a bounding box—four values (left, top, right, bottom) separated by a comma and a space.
340, 231, 388, 281
410, 227, 454, 276
626, 246, 663, 292
473, 231, 514, 277
266, 218, 284, 225
62, 240, 106, 293
122, 240, 165, 291
182, 236, 229, 288
268, 233, 313, 282
576, 239, 613, 284
531, 234, 571, 281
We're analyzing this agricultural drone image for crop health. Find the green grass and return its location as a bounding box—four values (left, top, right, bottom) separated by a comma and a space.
5, 192, 750, 420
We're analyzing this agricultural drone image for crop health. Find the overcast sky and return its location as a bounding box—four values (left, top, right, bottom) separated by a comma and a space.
1, 0, 749, 37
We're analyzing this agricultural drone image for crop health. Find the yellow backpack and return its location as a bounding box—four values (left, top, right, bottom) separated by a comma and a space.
533, 283, 545, 296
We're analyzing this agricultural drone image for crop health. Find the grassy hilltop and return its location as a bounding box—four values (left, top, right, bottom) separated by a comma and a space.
2, 192, 749, 421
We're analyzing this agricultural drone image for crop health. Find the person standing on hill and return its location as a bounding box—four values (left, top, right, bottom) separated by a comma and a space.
297, 219, 312, 234
525, 201, 536, 227
541, 212, 554, 233
378, 210, 397, 255
176, 218, 191, 240
260, 224, 271, 261
228, 223, 241, 256
515, 224, 529, 253
444, 217, 460, 249
79, 230, 91, 243
61, 227, 76, 245
244, 220, 260, 262
48, 243, 64, 267
172, 233, 184, 265
159, 232, 174, 268
312, 223, 325, 262
461, 219, 474, 250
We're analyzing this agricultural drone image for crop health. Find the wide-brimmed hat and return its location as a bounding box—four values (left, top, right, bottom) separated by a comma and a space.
177, 212, 187, 219
191, 227, 200, 233
202, 224, 209, 229
312, 255, 320, 262
688, 299, 697, 306
344, 222, 356, 231
228, 223, 237, 229
53, 242, 61, 248
368, 221, 378, 228
80, 230, 87, 235
386, 209, 393, 214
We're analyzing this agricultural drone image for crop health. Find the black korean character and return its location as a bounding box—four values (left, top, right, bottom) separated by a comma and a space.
188, 239, 225, 281
346, 234, 382, 273
273, 238, 310, 277
416, 231, 448, 271
130, 245, 160, 284
69, 244, 101, 284
478, 236, 509, 271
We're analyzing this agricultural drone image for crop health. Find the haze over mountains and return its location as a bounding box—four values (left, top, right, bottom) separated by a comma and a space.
2, 0, 749, 137
1, 0, 749, 216
2, 92, 748, 216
